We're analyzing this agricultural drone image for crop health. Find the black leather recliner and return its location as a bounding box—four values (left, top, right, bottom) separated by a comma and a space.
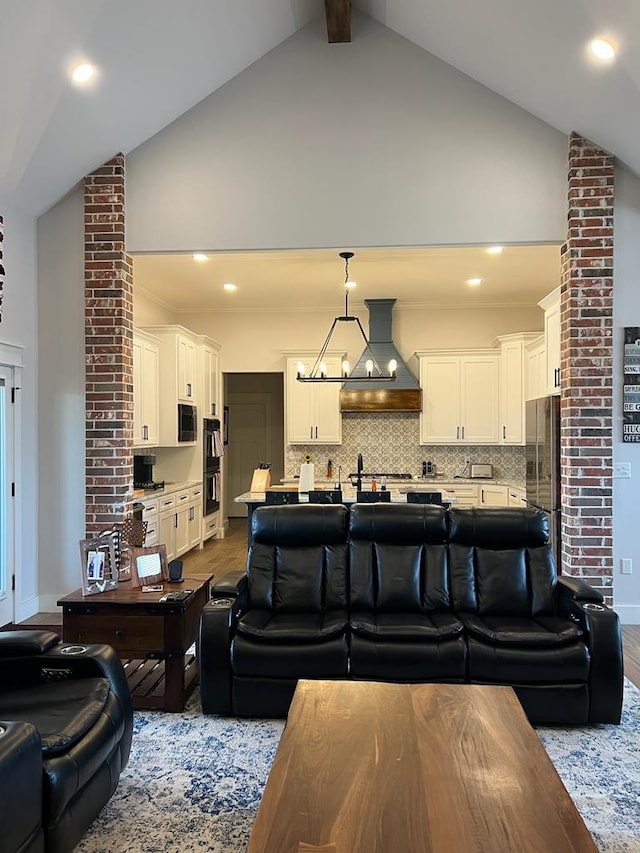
0, 630, 133, 853
199, 503, 624, 724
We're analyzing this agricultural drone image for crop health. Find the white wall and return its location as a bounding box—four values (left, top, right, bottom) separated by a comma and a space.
613, 164, 640, 622
127, 13, 567, 253
0, 197, 39, 620
36, 185, 86, 609
174, 303, 543, 373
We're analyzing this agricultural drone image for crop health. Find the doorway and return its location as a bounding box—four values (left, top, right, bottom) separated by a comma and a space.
0, 364, 16, 626
224, 373, 284, 518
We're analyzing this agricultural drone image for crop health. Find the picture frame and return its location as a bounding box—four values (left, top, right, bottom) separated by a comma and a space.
79, 535, 118, 596
129, 543, 168, 589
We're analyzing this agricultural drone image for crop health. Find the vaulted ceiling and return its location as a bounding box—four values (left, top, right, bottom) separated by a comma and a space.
1, 0, 638, 218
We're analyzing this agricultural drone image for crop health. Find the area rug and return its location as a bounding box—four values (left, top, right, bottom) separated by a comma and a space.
76, 680, 640, 852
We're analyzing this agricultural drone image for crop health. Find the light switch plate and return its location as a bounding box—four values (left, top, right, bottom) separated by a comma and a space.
613, 462, 631, 478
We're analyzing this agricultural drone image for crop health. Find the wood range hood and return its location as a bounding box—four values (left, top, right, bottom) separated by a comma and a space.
340, 299, 422, 413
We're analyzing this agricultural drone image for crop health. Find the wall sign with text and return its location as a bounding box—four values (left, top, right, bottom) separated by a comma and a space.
623, 327, 640, 442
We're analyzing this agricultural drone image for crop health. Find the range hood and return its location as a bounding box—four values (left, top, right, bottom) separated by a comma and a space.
340, 299, 422, 413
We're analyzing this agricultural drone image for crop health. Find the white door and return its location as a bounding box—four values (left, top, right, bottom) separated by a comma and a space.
0, 366, 15, 627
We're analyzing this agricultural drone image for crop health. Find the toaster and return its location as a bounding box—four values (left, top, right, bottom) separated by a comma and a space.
470, 463, 493, 479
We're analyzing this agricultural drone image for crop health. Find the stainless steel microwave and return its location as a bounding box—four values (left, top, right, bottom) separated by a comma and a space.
178, 404, 197, 442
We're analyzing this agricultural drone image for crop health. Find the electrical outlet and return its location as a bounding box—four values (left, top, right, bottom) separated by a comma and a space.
613, 462, 631, 478
621, 558, 633, 575
465, 457, 470, 465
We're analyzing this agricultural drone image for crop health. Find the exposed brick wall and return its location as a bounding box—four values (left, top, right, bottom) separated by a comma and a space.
560, 132, 614, 603
84, 154, 134, 536
0, 215, 4, 321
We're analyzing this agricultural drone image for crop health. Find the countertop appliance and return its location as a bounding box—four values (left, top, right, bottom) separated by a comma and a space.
133, 454, 165, 491
178, 403, 198, 442
525, 395, 561, 568
470, 464, 493, 479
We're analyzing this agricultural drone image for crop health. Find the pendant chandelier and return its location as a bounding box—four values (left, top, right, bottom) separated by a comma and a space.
296, 251, 398, 383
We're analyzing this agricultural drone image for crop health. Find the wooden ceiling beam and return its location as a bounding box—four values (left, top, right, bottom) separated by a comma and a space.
325, 0, 351, 43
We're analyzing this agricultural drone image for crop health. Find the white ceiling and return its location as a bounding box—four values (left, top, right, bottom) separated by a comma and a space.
133, 244, 561, 313
0, 0, 637, 219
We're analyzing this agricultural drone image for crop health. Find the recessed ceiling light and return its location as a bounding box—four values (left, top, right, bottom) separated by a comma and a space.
71, 63, 95, 84
590, 38, 616, 61
466, 278, 482, 287
192, 253, 208, 262
486, 246, 503, 255
223, 283, 237, 291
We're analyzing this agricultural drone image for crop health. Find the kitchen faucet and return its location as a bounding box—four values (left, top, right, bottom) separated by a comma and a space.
356, 453, 363, 491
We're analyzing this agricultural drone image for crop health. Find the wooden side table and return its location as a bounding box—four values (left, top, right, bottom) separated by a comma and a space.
57, 574, 213, 712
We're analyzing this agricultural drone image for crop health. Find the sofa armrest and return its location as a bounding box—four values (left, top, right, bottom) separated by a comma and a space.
0, 720, 43, 853
212, 570, 247, 598
557, 576, 604, 603
0, 629, 60, 657
199, 592, 246, 716
558, 595, 623, 724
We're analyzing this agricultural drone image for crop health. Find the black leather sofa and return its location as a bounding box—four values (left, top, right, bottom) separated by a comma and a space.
0, 630, 134, 853
199, 503, 624, 725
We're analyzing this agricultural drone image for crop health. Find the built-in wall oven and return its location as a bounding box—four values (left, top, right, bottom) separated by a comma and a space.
203, 417, 222, 516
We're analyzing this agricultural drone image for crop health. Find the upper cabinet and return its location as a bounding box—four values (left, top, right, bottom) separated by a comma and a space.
133, 329, 160, 448
524, 334, 546, 402
197, 335, 221, 419
539, 286, 561, 395
417, 351, 500, 445
285, 354, 342, 444
141, 325, 199, 445
495, 333, 539, 445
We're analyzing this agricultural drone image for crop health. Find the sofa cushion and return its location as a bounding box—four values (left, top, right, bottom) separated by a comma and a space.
448, 507, 550, 548
0, 677, 109, 756
461, 614, 582, 646
236, 609, 348, 642
466, 635, 590, 683
232, 634, 348, 678
350, 611, 463, 641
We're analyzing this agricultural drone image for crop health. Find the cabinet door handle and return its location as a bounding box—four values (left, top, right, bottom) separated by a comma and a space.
503, 425, 506, 439
187, 382, 192, 397
457, 426, 460, 440
554, 367, 560, 388
461, 426, 464, 439
174, 513, 178, 528
143, 424, 148, 441
315, 426, 318, 439
310, 427, 313, 439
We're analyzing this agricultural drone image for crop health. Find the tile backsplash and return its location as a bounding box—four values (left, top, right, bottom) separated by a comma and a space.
285, 413, 525, 483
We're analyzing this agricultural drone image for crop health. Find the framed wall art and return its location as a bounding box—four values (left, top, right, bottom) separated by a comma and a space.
129, 543, 168, 589
79, 535, 118, 596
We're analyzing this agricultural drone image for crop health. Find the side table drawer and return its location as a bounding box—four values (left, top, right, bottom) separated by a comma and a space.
63, 613, 164, 653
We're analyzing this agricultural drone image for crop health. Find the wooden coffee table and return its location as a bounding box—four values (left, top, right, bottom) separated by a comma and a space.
57, 574, 212, 712
247, 680, 596, 853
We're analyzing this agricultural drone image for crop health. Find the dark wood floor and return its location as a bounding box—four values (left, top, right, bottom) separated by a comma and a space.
12, 517, 640, 690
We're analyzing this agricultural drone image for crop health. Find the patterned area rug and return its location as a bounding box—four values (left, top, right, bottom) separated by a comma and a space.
76, 680, 640, 852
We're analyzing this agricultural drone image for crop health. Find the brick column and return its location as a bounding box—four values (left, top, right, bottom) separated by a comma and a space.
560, 132, 614, 603
84, 154, 134, 536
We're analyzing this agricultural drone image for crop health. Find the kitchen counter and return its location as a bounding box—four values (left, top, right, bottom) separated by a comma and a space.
134, 480, 202, 501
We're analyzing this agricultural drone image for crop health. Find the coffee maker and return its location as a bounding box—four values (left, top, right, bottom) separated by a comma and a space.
133, 454, 164, 490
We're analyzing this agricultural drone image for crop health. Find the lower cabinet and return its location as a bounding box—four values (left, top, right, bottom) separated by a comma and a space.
141, 485, 203, 562
439, 483, 479, 508
478, 484, 509, 507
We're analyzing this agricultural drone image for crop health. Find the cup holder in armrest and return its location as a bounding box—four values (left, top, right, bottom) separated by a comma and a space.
210, 598, 234, 608
582, 602, 606, 612
61, 645, 88, 655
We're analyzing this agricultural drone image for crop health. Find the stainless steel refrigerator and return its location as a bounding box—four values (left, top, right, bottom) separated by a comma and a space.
525, 395, 561, 569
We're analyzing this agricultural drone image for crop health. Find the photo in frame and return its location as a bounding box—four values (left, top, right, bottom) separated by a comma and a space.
79, 536, 118, 596
129, 544, 168, 589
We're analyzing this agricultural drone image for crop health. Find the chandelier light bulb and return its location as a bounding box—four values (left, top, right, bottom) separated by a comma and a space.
320, 362, 328, 378
342, 359, 350, 378
388, 359, 398, 376
365, 359, 374, 377
296, 362, 305, 379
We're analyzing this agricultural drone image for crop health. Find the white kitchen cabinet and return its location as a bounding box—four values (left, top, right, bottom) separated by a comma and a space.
508, 486, 527, 508
197, 336, 221, 419
133, 329, 160, 447
479, 483, 509, 507
155, 486, 203, 560
539, 286, 561, 395
141, 325, 199, 445
495, 333, 539, 445
285, 354, 342, 444
417, 351, 500, 445
438, 483, 479, 507
525, 335, 546, 402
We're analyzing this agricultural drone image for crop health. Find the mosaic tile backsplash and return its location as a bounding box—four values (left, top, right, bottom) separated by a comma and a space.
285, 413, 526, 483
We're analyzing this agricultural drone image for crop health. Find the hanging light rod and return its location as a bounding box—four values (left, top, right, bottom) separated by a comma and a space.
296, 251, 397, 383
